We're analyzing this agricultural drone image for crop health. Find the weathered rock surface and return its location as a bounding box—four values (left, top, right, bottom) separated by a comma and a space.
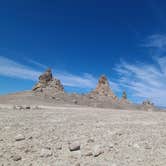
32, 68, 64, 95
90, 75, 117, 99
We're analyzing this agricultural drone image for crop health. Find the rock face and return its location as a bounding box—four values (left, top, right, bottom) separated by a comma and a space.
90, 75, 117, 99
32, 69, 64, 95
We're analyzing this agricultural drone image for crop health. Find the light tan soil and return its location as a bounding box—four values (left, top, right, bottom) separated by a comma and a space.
0, 103, 166, 166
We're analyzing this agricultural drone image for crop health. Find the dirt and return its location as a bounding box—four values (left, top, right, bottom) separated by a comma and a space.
0, 101, 166, 166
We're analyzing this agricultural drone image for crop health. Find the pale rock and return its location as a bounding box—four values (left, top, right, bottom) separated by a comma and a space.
92, 145, 104, 157
40, 148, 52, 158
15, 134, 25, 141
12, 154, 22, 161
69, 141, 80, 151
133, 143, 140, 149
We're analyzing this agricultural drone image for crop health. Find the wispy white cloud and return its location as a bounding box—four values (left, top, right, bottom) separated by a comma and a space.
54, 72, 97, 89
25, 58, 48, 69
0, 56, 103, 90
114, 56, 166, 106
142, 34, 166, 50
0, 56, 41, 81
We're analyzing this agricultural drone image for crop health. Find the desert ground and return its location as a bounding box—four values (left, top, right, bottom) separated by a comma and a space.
0, 101, 166, 166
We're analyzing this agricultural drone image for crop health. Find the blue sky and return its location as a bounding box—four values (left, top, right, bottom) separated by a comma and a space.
0, 0, 166, 106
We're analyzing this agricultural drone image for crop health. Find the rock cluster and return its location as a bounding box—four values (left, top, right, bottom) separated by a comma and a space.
32, 69, 64, 95
90, 75, 117, 99
142, 100, 154, 111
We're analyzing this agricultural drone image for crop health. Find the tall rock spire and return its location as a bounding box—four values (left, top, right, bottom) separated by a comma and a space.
32, 68, 64, 94
90, 75, 117, 99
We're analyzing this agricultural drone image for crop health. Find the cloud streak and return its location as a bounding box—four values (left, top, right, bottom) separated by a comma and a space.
114, 56, 166, 106
0, 56, 41, 81
142, 34, 166, 50
0, 56, 100, 90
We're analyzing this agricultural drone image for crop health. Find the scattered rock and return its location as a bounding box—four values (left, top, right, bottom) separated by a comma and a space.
15, 134, 25, 141
69, 141, 81, 151
12, 154, 22, 161
92, 145, 104, 157
40, 148, 52, 158
13, 105, 31, 110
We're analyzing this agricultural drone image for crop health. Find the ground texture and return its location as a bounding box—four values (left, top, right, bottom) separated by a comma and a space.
0, 104, 166, 166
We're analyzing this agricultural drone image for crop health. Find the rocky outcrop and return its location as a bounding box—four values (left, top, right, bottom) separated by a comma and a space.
120, 91, 130, 104
142, 100, 154, 111
122, 91, 127, 100
90, 75, 117, 99
32, 69, 64, 95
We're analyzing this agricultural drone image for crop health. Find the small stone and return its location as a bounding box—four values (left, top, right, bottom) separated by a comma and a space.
69, 141, 80, 151
40, 148, 52, 158
12, 155, 22, 161
15, 134, 25, 141
92, 145, 104, 157
133, 143, 140, 149
25, 106, 31, 109
75, 163, 80, 166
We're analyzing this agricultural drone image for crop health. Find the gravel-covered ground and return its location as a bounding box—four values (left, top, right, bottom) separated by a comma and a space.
0, 104, 166, 166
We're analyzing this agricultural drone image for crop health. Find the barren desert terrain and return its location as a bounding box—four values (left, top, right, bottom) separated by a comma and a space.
0, 102, 166, 166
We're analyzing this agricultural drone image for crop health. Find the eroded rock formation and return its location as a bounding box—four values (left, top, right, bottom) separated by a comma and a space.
120, 91, 130, 104
142, 100, 155, 111
90, 75, 117, 99
32, 69, 64, 94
